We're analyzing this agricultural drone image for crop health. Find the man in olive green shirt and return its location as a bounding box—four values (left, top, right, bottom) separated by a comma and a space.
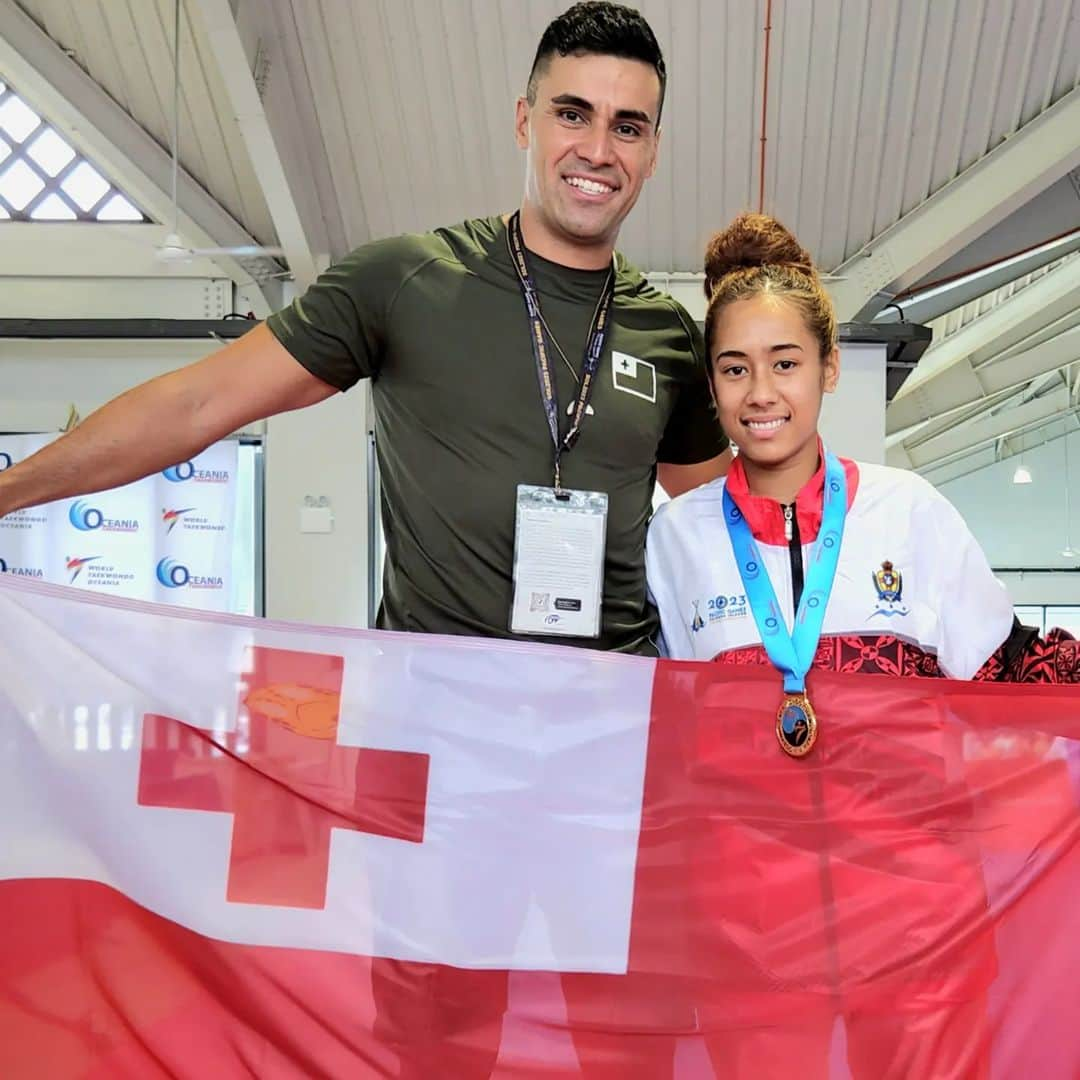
266, 215, 723, 653
0, 4, 728, 1078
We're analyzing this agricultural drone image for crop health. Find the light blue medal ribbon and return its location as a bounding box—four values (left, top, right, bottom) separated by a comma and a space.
722, 452, 848, 757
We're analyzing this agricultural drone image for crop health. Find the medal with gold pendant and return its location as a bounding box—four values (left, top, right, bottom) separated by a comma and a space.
723, 451, 848, 759
776, 692, 818, 758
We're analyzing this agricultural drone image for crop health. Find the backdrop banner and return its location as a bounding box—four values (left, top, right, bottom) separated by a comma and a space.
0, 434, 238, 612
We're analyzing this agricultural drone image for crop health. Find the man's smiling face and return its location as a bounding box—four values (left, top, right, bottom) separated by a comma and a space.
515, 51, 661, 266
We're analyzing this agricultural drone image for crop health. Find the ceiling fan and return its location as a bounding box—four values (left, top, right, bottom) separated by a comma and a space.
156, 0, 284, 264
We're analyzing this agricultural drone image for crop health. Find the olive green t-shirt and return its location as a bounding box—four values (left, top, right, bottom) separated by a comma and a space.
266, 216, 725, 654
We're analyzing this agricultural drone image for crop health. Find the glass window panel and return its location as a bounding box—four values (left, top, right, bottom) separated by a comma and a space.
60, 160, 109, 211
1013, 605, 1045, 634
95, 192, 143, 221
0, 158, 45, 210
0, 95, 41, 143
30, 192, 77, 220
0, 84, 145, 223
26, 127, 75, 177
1045, 606, 1080, 638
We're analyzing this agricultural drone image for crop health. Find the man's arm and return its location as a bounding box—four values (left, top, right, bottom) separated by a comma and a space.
657, 448, 732, 500
0, 323, 336, 517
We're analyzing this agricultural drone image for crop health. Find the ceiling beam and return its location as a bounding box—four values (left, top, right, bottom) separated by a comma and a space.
0, 0, 271, 305
889, 385, 1074, 470
906, 368, 1064, 453
829, 85, 1080, 322
922, 416, 1079, 488
188, 0, 322, 289
887, 386, 1023, 453
873, 227, 1080, 327
896, 173, 1080, 296
886, 254, 1080, 432
889, 324, 1080, 440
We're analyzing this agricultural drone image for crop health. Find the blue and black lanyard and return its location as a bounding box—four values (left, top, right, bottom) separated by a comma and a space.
506, 211, 614, 492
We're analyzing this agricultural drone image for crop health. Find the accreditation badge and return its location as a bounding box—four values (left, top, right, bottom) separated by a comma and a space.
510, 484, 607, 638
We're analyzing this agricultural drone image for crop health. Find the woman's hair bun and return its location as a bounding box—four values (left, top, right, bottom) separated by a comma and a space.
704, 212, 815, 299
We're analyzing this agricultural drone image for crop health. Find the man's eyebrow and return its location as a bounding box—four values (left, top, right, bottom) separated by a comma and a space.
549, 94, 652, 126
614, 107, 652, 125
550, 93, 594, 112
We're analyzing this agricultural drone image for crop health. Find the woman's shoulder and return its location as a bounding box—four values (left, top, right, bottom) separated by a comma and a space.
650, 475, 729, 533
850, 460, 947, 509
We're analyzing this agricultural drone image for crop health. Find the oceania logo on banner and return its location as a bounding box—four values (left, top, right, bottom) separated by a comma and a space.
0, 557, 44, 577
162, 461, 231, 484
0, 452, 13, 471
156, 557, 224, 590
68, 499, 139, 533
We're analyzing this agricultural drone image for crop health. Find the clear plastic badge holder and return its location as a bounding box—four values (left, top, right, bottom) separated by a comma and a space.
510, 484, 608, 638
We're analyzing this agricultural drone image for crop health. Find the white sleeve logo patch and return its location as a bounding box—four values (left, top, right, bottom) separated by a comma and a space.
612, 351, 657, 403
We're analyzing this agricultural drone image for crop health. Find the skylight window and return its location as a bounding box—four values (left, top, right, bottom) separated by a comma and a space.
0, 96, 41, 142
0, 76, 148, 222
61, 161, 110, 211
27, 128, 75, 176
0, 159, 44, 210
30, 193, 77, 220
96, 193, 143, 221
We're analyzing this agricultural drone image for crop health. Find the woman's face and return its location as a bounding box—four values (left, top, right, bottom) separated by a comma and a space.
710, 293, 839, 474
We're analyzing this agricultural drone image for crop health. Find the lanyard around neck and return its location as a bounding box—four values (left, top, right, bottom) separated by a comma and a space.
506, 211, 614, 491
722, 453, 848, 693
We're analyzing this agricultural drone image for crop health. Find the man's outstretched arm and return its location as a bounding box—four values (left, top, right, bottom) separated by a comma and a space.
0, 324, 336, 517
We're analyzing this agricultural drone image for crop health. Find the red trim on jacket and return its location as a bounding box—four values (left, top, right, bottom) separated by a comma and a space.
724, 442, 860, 546
712, 627, 1080, 684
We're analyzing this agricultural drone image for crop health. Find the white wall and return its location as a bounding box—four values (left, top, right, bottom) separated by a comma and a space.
0, 338, 221, 430
263, 389, 370, 628
0, 337, 371, 628
819, 343, 886, 463
938, 429, 1080, 603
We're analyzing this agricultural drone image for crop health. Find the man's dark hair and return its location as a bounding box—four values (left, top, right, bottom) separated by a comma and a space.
526, 2, 667, 128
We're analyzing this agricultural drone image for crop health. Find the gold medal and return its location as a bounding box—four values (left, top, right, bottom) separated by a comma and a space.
776, 693, 818, 757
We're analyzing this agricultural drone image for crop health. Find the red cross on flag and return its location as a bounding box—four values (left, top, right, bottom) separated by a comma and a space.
139, 646, 429, 909
2, 575, 1080, 1078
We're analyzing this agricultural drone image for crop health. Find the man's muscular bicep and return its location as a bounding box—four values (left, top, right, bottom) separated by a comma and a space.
187, 323, 341, 440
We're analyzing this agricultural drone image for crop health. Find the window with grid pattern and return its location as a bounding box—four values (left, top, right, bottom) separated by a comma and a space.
0, 77, 146, 223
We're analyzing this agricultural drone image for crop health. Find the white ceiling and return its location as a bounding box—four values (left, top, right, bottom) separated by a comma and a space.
3, 0, 1080, 477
